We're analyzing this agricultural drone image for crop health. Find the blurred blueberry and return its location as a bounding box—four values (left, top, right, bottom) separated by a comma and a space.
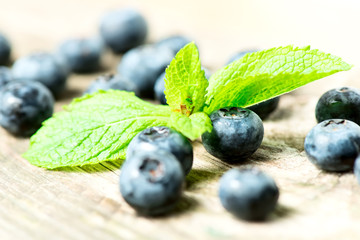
0, 66, 12, 88
85, 73, 139, 96
12, 52, 68, 98
156, 35, 191, 55
0, 33, 11, 65
57, 37, 104, 73
154, 67, 212, 105
118, 44, 173, 98
100, 8, 148, 53
219, 167, 279, 221
0, 81, 54, 137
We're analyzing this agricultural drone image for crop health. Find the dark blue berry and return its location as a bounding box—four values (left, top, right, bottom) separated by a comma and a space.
85, 74, 139, 96
127, 126, 193, 176
0, 33, 11, 65
100, 8, 147, 53
154, 67, 211, 105
117, 44, 173, 98
226, 49, 259, 65
12, 52, 68, 98
156, 35, 191, 55
0, 81, 54, 137
120, 150, 184, 216
219, 167, 279, 221
247, 97, 280, 120
315, 87, 360, 125
304, 119, 360, 172
0, 66, 12, 88
57, 37, 104, 73
201, 107, 264, 162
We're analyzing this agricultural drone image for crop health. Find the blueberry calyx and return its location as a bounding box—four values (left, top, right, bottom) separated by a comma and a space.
139, 158, 165, 183
141, 126, 170, 141
218, 107, 249, 118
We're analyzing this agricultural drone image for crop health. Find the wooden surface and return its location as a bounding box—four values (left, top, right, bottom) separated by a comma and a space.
1, 1, 360, 239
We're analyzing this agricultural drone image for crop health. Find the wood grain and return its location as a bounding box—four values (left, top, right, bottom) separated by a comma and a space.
1, 1, 360, 239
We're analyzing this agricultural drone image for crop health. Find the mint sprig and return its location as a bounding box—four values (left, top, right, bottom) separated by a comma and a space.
24, 43, 352, 169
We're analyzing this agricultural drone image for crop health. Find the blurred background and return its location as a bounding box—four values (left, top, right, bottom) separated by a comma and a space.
1, 0, 359, 68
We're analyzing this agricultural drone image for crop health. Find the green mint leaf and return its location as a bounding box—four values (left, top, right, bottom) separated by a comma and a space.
204, 45, 352, 114
23, 90, 171, 169
168, 112, 212, 140
164, 42, 208, 116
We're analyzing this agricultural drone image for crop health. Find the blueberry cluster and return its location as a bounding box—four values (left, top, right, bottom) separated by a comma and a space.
120, 105, 279, 219
1, 7, 282, 221
121, 124, 279, 220
97, 14, 281, 221
92, 10, 280, 219
304, 87, 360, 182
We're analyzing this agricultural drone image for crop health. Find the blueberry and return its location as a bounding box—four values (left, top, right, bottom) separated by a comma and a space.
156, 35, 191, 55
0, 66, 12, 88
315, 87, 360, 125
219, 167, 279, 221
120, 150, 184, 216
304, 119, 360, 172
226, 49, 259, 65
85, 74, 139, 96
154, 67, 212, 105
247, 97, 280, 120
354, 156, 360, 184
127, 126, 193, 175
12, 52, 68, 98
100, 8, 147, 53
0, 33, 11, 65
0, 81, 54, 137
117, 44, 173, 98
57, 37, 104, 73
202, 107, 264, 162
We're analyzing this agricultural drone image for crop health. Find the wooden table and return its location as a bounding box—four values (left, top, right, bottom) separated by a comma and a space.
1, 1, 360, 239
